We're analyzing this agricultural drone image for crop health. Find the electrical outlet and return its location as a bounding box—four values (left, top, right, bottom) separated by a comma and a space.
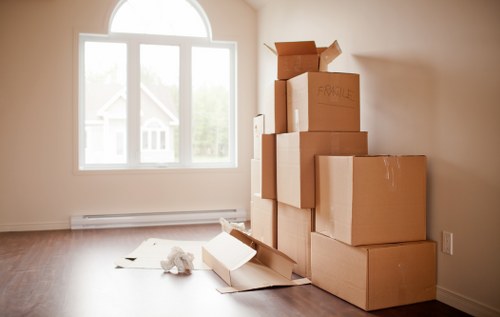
442, 231, 453, 255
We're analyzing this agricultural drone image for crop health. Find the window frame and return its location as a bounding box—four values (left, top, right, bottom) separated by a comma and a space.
78, 30, 237, 171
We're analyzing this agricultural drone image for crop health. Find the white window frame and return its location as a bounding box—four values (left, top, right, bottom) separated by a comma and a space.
78, 3, 237, 171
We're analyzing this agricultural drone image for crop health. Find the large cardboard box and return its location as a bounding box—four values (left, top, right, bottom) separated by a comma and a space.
250, 194, 277, 248
277, 131, 368, 209
315, 155, 427, 246
202, 229, 310, 293
277, 202, 314, 278
311, 232, 436, 311
250, 134, 276, 199
266, 41, 342, 80
263, 80, 287, 134
287, 72, 360, 132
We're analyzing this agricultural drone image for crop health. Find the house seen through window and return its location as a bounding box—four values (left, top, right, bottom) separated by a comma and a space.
79, 0, 236, 169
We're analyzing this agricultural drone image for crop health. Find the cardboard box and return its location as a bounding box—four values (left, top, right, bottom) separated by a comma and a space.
263, 80, 287, 134
266, 41, 342, 80
276, 131, 368, 209
250, 194, 277, 248
311, 232, 436, 311
253, 115, 264, 159
250, 134, 276, 199
315, 155, 427, 246
277, 202, 314, 278
287, 72, 360, 132
202, 229, 310, 293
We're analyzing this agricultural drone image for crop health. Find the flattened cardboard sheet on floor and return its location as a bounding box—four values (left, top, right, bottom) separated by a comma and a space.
115, 238, 210, 270
202, 230, 310, 293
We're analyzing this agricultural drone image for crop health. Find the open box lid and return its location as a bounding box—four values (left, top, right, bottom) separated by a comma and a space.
202, 230, 310, 293
318, 41, 342, 71
265, 40, 342, 71
274, 41, 317, 56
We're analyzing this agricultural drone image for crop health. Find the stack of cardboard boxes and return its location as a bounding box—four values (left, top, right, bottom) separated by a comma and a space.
251, 40, 436, 311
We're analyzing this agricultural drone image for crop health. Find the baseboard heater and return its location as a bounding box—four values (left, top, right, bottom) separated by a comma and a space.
70, 209, 248, 230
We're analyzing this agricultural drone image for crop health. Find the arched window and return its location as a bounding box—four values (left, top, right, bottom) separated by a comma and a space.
110, 0, 209, 37
79, 0, 236, 169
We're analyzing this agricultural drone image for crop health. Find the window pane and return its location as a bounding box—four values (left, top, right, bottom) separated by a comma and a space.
142, 131, 149, 149
191, 47, 230, 163
140, 44, 179, 163
83, 41, 127, 164
111, 0, 208, 37
160, 131, 166, 149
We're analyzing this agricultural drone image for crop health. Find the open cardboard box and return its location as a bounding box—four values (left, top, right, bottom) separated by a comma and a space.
265, 40, 342, 80
202, 229, 310, 293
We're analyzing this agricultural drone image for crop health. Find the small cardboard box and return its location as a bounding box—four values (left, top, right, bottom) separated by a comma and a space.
287, 72, 360, 132
315, 155, 427, 246
250, 194, 277, 248
263, 80, 287, 134
276, 131, 368, 209
277, 202, 314, 278
202, 229, 310, 293
311, 232, 436, 311
266, 41, 342, 80
250, 134, 276, 199
253, 115, 264, 159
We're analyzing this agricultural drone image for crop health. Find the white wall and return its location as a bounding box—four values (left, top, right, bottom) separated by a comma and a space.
0, 0, 256, 230
257, 0, 500, 315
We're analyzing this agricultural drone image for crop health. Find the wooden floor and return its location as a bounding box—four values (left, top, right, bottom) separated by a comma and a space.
0, 224, 470, 317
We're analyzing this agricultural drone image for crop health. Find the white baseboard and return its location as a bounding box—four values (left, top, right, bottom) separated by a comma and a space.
71, 209, 248, 229
0, 221, 69, 232
437, 286, 500, 317
0, 209, 249, 232
0, 209, 248, 232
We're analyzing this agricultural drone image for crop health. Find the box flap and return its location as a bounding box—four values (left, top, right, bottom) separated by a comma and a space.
220, 260, 294, 293
274, 41, 317, 56
203, 231, 256, 271
265, 40, 341, 64
230, 229, 295, 279
202, 231, 256, 285
263, 43, 277, 55
203, 229, 310, 293
217, 263, 310, 293
319, 40, 342, 71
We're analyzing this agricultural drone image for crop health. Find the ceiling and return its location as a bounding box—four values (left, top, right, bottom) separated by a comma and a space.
243, 0, 272, 10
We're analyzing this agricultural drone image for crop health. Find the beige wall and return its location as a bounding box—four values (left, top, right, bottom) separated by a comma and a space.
0, 0, 256, 229
2, 0, 499, 313
257, 0, 500, 315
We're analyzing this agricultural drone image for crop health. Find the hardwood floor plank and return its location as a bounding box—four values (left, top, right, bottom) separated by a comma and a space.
0, 224, 470, 317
